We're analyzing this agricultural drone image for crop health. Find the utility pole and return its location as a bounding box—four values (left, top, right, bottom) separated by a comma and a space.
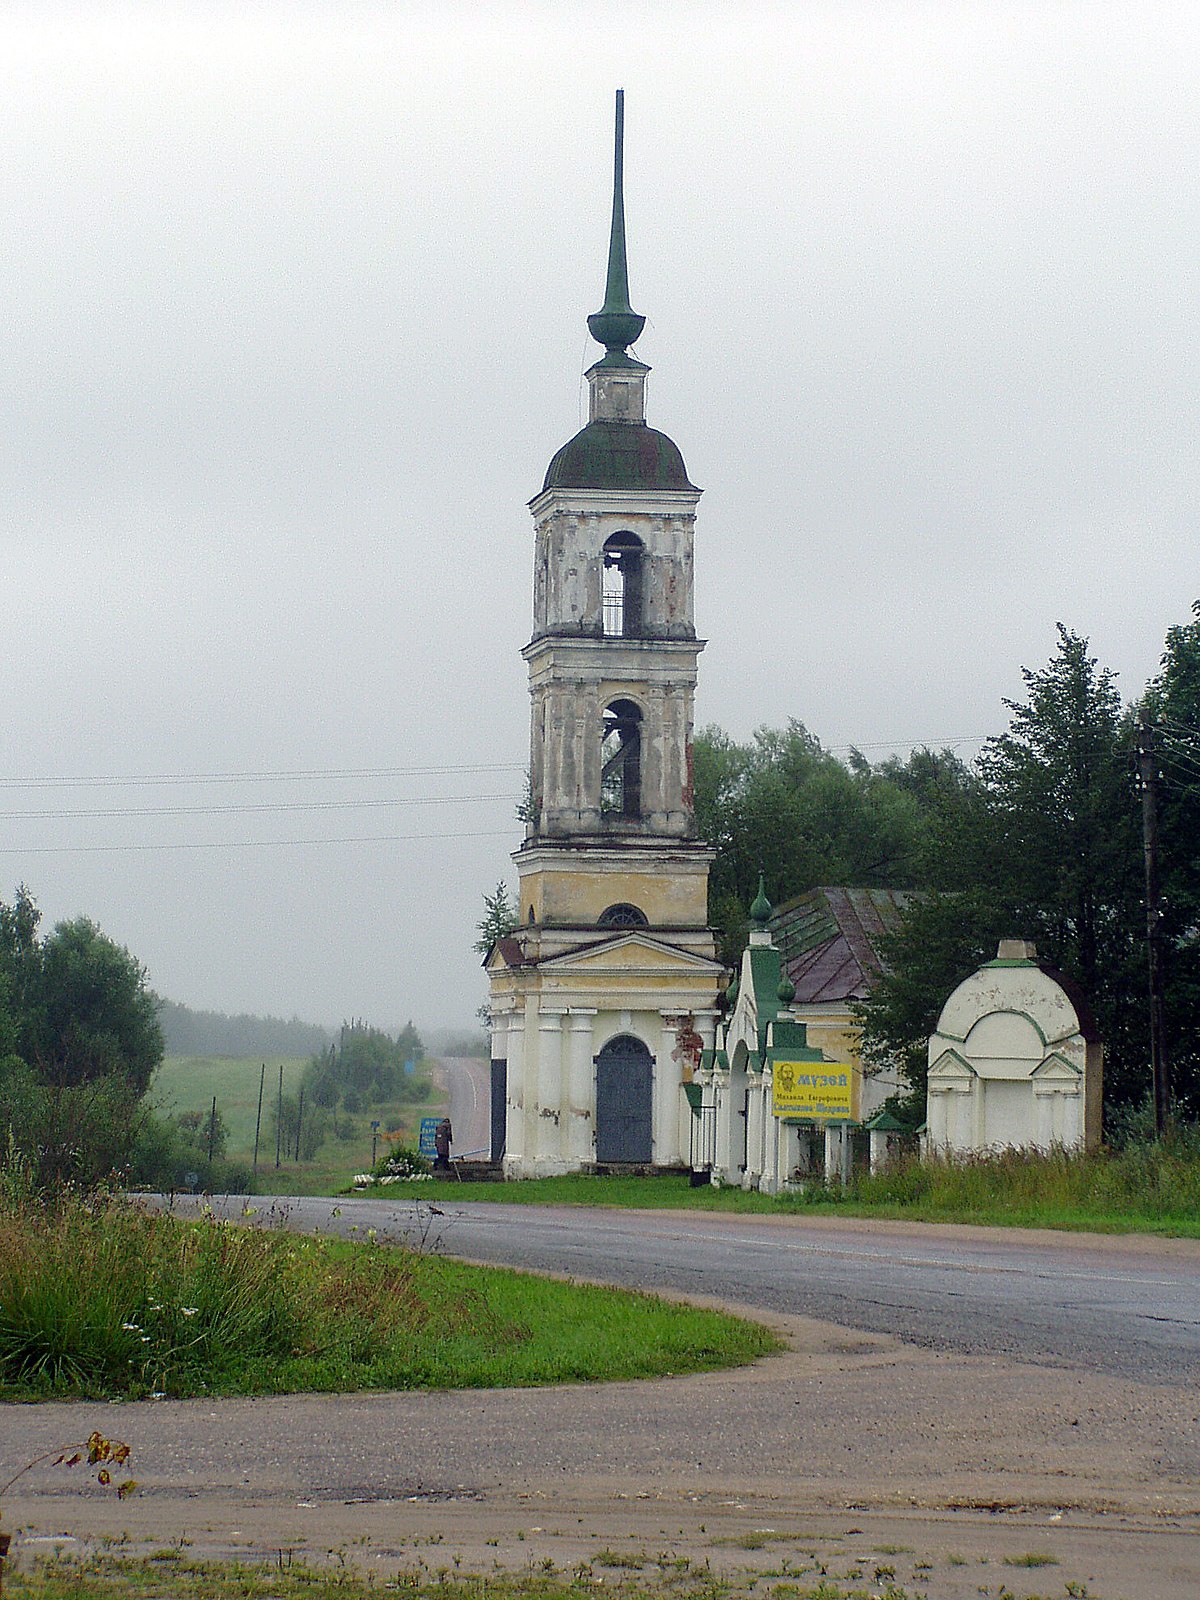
275, 1063, 284, 1168
1137, 708, 1170, 1134
252, 1062, 265, 1176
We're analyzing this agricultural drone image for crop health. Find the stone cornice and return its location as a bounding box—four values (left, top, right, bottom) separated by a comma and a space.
528, 485, 702, 519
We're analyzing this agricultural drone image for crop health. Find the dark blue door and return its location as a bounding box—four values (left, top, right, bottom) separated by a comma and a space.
595, 1035, 653, 1163
490, 1059, 507, 1162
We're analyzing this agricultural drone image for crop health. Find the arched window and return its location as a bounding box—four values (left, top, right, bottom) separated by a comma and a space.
597, 902, 648, 929
601, 699, 642, 819
601, 532, 644, 638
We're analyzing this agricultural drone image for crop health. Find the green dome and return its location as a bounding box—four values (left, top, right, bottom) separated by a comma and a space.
543, 421, 695, 493
749, 874, 772, 928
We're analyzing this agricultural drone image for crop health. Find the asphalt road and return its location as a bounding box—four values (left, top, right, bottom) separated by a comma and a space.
434, 1056, 490, 1161
210, 1195, 1200, 1387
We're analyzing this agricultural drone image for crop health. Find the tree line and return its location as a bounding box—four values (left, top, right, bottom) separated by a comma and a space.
157, 999, 332, 1059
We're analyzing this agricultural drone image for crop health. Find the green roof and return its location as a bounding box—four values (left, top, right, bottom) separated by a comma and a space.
764, 1018, 824, 1070
861, 1108, 907, 1132
543, 421, 695, 492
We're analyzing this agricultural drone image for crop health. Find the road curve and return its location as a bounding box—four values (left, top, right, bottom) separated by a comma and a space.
200, 1194, 1200, 1387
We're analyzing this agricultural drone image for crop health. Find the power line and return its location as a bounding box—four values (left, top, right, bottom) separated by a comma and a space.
0, 760, 528, 791
0, 739, 1002, 793
0, 792, 520, 821
0, 827, 517, 857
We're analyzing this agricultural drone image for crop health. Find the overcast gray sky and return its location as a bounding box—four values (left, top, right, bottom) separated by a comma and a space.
1, 1, 1196, 1033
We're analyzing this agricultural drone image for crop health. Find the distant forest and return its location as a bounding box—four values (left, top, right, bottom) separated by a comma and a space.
158, 999, 334, 1059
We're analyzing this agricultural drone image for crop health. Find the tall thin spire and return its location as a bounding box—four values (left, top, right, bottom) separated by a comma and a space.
587, 89, 646, 362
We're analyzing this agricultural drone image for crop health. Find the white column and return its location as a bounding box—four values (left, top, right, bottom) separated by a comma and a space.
566, 1010, 597, 1166
535, 1009, 565, 1167
503, 1006, 527, 1169
762, 1069, 778, 1192
869, 1128, 885, 1173
743, 1080, 760, 1187
656, 1014, 682, 1167
714, 1073, 732, 1179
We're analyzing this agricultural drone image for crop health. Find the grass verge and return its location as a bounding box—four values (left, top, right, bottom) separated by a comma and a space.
1, 1552, 974, 1600
0, 1191, 777, 1401
362, 1143, 1200, 1238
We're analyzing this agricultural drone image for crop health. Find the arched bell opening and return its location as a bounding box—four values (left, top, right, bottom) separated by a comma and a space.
600, 698, 642, 820
601, 531, 645, 638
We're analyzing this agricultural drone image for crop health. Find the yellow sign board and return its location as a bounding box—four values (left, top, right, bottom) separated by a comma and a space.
772, 1061, 854, 1121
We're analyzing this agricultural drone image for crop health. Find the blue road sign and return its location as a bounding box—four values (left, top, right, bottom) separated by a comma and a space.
419, 1117, 440, 1156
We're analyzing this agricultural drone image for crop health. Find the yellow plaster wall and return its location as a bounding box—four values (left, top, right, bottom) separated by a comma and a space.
520, 864, 709, 927
796, 1010, 865, 1121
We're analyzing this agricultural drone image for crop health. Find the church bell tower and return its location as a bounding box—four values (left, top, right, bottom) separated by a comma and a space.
487, 92, 723, 1177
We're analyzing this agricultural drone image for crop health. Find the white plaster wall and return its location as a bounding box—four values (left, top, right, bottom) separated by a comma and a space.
980, 1078, 1034, 1147
531, 500, 700, 642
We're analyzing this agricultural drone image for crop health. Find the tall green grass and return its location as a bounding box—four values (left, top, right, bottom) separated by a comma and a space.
0, 1182, 776, 1401
831, 1133, 1200, 1231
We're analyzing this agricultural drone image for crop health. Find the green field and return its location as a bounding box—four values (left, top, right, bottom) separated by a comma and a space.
151, 1057, 442, 1194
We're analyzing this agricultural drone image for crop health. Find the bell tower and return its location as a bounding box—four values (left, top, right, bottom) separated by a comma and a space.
487, 92, 723, 1176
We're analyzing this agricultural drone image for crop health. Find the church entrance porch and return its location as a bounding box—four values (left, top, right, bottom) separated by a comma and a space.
595, 1034, 654, 1163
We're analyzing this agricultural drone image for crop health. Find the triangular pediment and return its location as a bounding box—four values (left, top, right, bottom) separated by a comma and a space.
928, 1047, 976, 1082
539, 932, 723, 975
1031, 1051, 1082, 1082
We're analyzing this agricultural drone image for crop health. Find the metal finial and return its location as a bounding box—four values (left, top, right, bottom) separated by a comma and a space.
587, 89, 646, 361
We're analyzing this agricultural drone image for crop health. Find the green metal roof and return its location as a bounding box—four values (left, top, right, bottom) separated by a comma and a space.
543, 420, 694, 492
861, 1108, 908, 1132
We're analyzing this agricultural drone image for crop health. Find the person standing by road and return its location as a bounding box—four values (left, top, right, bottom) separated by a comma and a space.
433, 1116, 453, 1174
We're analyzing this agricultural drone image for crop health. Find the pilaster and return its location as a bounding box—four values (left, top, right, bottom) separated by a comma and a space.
656, 1013, 682, 1167
566, 1009, 598, 1163
535, 1008, 566, 1165
503, 1006, 527, 1169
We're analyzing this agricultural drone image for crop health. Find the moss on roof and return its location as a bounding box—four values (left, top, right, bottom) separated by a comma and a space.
543, 421, 696, 492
